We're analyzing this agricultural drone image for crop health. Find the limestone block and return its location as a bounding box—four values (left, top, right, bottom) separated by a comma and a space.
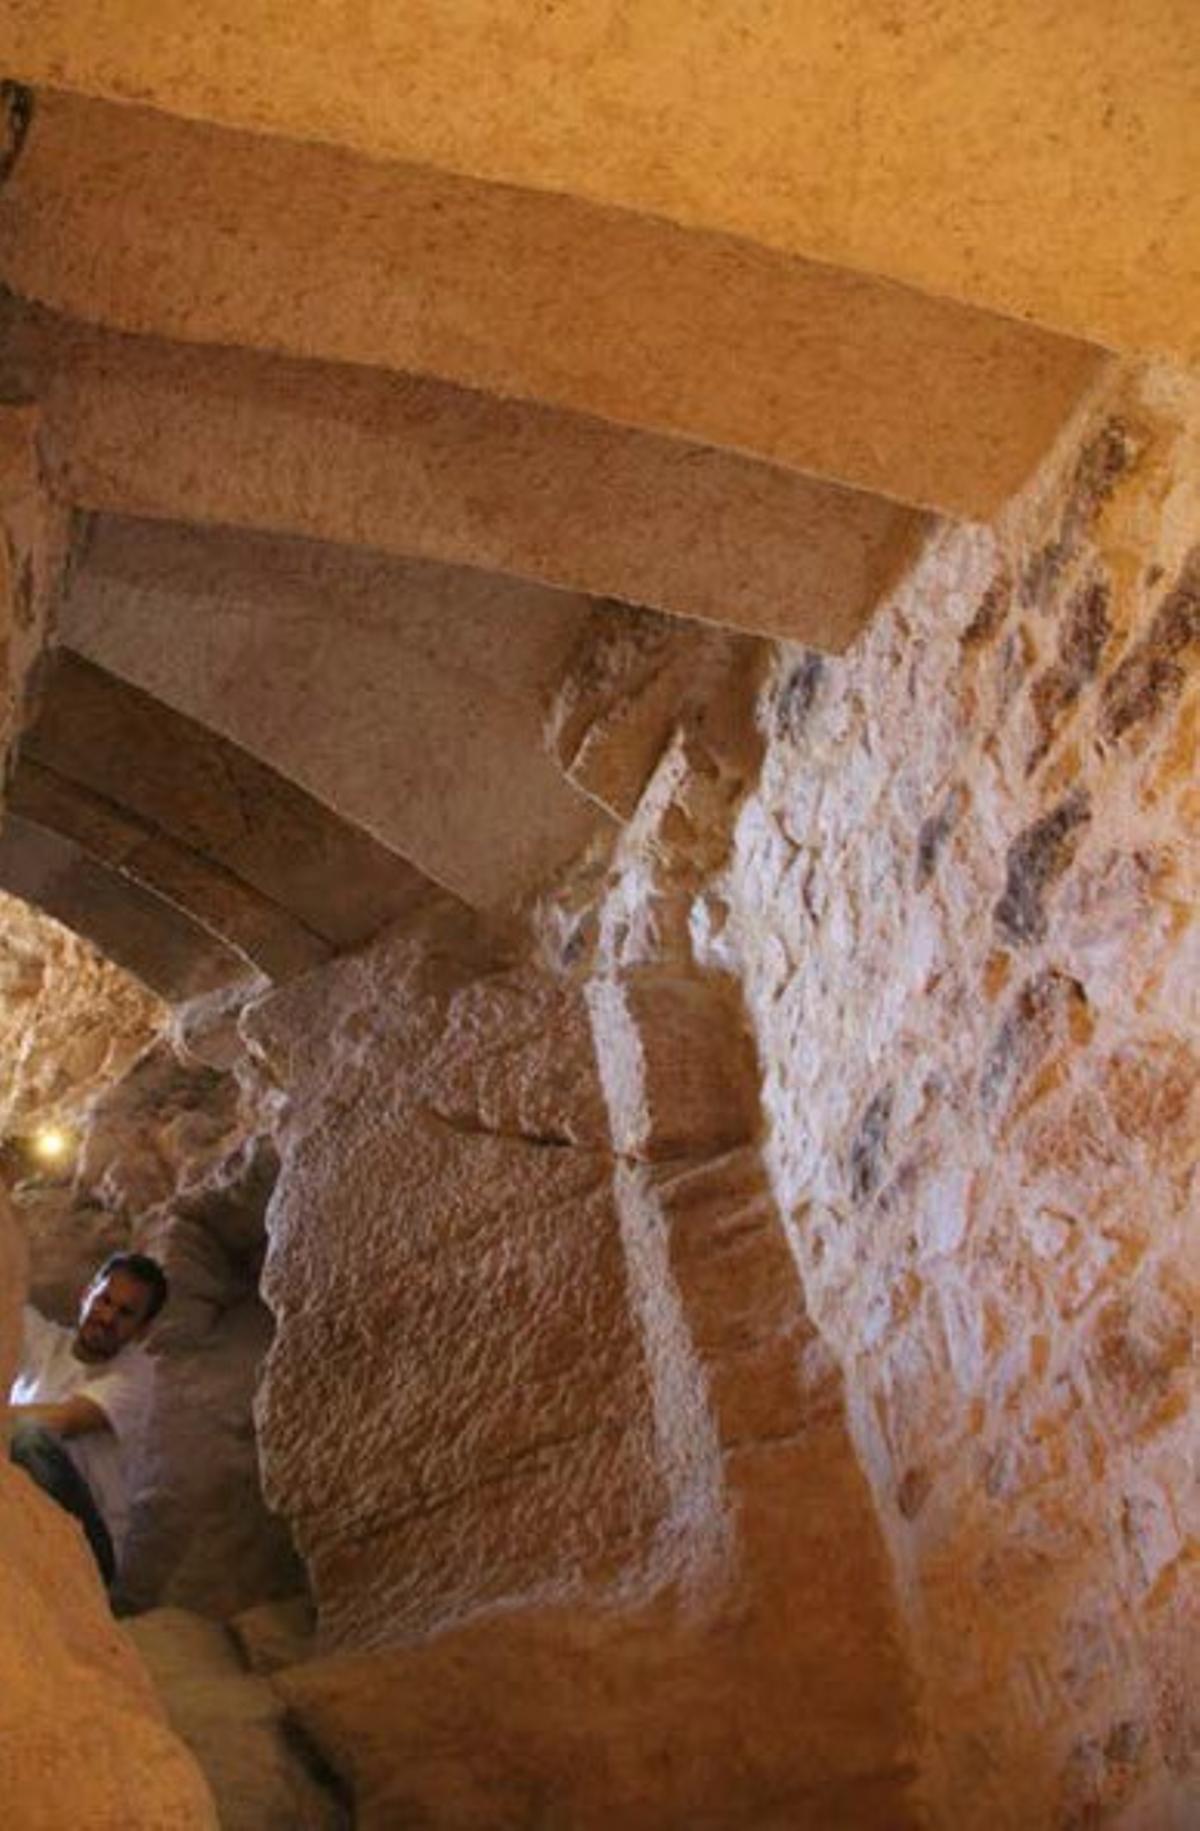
17, 648, 432, 963
124, 1608, 342, 1830
5, 3, 1196, 360
0, 88, 1102, 520
7, 300, 927, 650
268, 1142, 920, 1829
242, 852, 924, 1825
0, 814, 256, 1002
547, 601, 766, 820
278, 1590, 920, 1831
12, 758, 336, 987
246, 930, 671, 1648
60, 512, 604, 911
588, 971, 761, 1160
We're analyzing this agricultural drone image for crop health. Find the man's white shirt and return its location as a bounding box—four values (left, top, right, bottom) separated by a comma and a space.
10, 1303, 154, 1558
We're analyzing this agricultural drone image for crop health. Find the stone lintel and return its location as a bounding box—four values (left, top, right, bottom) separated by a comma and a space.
0, 812, 252, 1001
0, 89, 1105, 519
0, 6, 1193, 359
5, 299, 929, 652
9, 760, 332, 984
59, 513, 607, 911
18, 649, 432, 959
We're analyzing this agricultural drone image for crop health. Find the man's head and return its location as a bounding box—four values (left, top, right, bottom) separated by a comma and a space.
73, 1252, 169, 1363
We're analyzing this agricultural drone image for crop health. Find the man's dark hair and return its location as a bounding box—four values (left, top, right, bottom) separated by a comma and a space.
95, 1251, 170, 1325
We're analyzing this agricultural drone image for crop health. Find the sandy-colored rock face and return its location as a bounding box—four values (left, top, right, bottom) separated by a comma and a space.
245, 925, 668, 1647
242, 362, 1200, 1825
3, 3, 1195, 361
123, 1608, 341, 1831
725, 368, 1200, 1826
0, 19, 1192, 1818
0, 888, 163, 1138
246, 853, 922, 1824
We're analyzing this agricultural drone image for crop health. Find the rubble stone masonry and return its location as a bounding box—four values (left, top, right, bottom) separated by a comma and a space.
726, 365, 1200, 1828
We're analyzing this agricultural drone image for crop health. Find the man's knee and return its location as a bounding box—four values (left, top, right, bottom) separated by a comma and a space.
9, 1422, 116, 1585
8, 1420, 71, 1489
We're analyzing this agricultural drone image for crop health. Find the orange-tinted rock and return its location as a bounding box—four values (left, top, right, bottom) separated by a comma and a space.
246, 898, 923, 1823
123, 1608, 340, 1830
0, 889, 164, 1138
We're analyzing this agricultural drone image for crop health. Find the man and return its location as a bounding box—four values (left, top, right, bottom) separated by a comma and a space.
7, 1252, 168, 1586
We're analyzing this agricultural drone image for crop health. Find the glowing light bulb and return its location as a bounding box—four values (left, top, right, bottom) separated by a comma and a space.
31, 1126, 70, 1164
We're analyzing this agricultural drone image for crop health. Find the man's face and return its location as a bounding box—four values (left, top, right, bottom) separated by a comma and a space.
74, 1269, 154, 1363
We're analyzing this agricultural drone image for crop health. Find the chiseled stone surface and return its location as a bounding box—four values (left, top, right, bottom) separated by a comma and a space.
0, 1183, 218, 1830
724, 366, 1200, 1828
546, 600, 767, 821
4, 4, 1195, 361
266, 1075, 923, 1826
16, 647, 431, 973
123, 1608, 343, 1830
279, 1513, 917, 1831
0, 813, 257, 1002
245, 923, 672, 1649
0, 88, 1103, 521
248, 731, 922, 1822
7, 299, 927, 651
59, 513, 603, 912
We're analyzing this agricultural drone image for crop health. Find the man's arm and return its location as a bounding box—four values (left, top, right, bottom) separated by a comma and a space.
7, 1394, 111, 1438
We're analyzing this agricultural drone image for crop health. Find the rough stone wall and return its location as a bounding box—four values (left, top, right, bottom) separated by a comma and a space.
0, 888, 164, 1138
247, 705, 923, 1823
724, 366, 1200, 1828
0, 401, 63, 764
244, 905, 677, 1648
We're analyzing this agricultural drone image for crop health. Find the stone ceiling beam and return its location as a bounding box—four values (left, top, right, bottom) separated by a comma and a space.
12, 649, 435, 978
59, 514, 607, 911
0, 4, 1194, 362
0, 812, 252, 1001
5, 301, 927, 652
9, 758, 331, 984
0, 90, 1105, 520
